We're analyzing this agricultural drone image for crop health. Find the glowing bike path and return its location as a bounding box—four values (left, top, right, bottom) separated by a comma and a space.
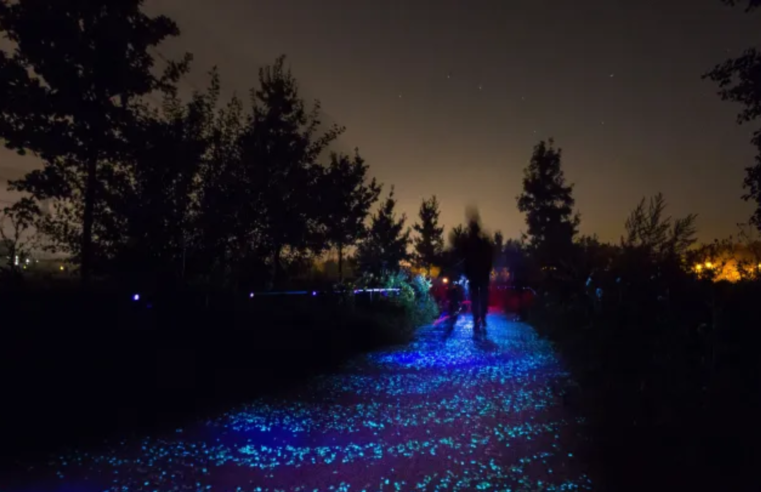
11, 313, 593, 492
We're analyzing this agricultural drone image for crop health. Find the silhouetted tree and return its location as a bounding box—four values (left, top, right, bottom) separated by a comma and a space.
321, 150, 381, 281
574, 234, 618, 272
412, 195, 444, 275
449, 224, 467, 249
517, 139, 580, 267
0, 197, 39, 273
436, 224, 464, 281
0, 0, 190, 282
238, 55, 343, 287
195, 90, 260, 288
503, 238, 531, 286
721, 0, 761, 10
493, 231, 505, 269
446, 224, 468, 265
109, 69, 222, 284
355, 187, 410, 276
612, 193, 699, 303
622, 192, 698, 259
704, 0, 761, 231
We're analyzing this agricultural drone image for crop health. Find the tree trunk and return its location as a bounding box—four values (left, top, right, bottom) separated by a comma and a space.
81, 159, 97, 285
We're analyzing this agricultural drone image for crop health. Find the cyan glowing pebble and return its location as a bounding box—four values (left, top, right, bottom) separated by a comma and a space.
9, 314, 592, 492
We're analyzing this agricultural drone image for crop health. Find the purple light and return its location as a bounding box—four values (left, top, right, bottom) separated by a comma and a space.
132, 294, 140, 301
312, 291, 317, 296
249, 292, 254, 298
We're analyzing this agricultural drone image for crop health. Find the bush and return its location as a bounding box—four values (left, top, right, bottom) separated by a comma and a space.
350, 270, 439, 342
381, 271, 439, 329
528, 260, 761, 492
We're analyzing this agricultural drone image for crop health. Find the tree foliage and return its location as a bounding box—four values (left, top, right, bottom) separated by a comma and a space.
492, 231, 505, 269
412, 195, 444, 274
445, 224, 467, 266
0, 197, 39, 273
0, 25, 368, 289
321, 150, 381, 280
704, 0, 761, 230
517, 139, 580, 266
109, 70, 222, 283
240, 56, 344, 286
355, 188, 410, 276
622, 192, 698, 259
503, 238, 531, 286
0, 0, 190, 281
721, 0, 761, 11
526, 188, 761, 491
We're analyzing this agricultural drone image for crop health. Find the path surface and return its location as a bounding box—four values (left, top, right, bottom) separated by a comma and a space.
11, 314, 593, 492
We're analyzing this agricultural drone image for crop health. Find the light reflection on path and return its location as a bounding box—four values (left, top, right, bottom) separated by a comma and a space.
11, 314, 593, 492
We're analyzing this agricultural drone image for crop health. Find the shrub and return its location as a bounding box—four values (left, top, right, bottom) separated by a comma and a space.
527, 251, 761, 492
381, 271, 438, 327
351, 270, 439, 342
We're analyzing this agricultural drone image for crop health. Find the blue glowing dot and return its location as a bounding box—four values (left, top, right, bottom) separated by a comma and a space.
132, 294, 140, 301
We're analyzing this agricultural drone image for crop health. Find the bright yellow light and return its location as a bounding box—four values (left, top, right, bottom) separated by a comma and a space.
695, 264, 703, 271
442, 277, 449, 284
59, 265, 64, 271
705, 262, 713, 269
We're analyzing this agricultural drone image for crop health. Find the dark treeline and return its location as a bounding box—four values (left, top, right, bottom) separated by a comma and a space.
0, 0, 441, 471
504, 10, 761, 485
0, 2, 448, 298
508, 140, 761, 492
0, 6, 364, 291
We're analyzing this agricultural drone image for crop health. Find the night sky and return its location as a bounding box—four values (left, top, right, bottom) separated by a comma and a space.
2, 0, 760, 243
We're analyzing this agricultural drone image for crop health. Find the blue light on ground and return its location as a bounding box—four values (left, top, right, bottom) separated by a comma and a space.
6, 314, 592, 492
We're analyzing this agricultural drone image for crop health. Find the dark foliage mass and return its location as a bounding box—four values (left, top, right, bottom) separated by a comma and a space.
517, 140, 580, 268
321, 151, 381, 281
412, 195, 445, 275
705, 0, 761, 231
722, 0, 761, 11
513, 136, 761, 491
0, 0, 437, 471
355, 187, 411, 277
0, 1, 399, 292
0, 0, 191, 282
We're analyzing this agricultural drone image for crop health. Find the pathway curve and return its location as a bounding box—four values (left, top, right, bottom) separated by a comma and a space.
11, 314, 593, 492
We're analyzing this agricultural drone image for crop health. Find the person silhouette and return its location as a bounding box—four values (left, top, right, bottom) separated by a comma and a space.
463, 217, 493, 334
